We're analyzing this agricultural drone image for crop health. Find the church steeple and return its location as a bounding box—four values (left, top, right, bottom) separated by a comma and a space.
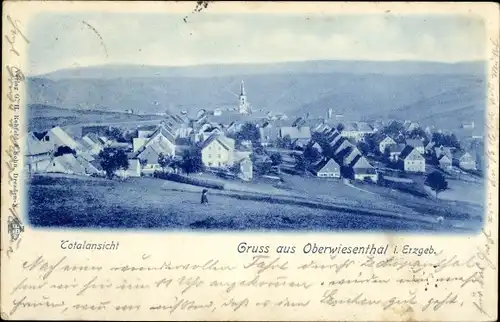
238, 80, 249, 114
240, 80, 246, 96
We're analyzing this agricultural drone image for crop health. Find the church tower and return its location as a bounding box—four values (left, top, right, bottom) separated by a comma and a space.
239, 80, 250, 114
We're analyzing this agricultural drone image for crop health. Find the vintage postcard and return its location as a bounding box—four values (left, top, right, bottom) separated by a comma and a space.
1, 1, 499, 321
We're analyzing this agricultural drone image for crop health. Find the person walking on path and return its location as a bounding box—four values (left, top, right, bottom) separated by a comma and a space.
201, 189, 209, 204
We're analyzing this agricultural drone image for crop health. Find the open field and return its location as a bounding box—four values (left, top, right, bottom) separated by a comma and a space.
27, 173, 483, 232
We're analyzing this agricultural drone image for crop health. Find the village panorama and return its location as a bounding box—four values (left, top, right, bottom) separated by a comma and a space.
26, 79, 485, 232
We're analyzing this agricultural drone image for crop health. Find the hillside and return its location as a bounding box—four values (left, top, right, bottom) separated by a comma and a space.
36, 60, 484, 80
27, 104, 164, 132
27, 60, 486, 132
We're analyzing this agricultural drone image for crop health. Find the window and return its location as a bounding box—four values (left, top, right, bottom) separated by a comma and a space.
45, 136, 49, 141
218, 154, 221, 158
208, 154, 212, 158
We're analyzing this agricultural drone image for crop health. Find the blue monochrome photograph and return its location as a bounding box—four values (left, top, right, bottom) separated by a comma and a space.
24, 13, 487, 232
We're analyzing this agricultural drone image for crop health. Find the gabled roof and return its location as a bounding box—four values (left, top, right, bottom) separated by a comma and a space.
438, 154, 452, 162
26, 132, 52, 155
453, 150, 475, 161
400, 146, 424, 160
52, 154, 86, 173
343, 148, 361, 166
332, 137, 354, 155
280, 126, 311, 140
350, 155, 373, 169
48, 126, 80, 149
379, 136, 396, 145
312, 158, 341, 174
201, 134, 235, 151
84, 132, 105, 145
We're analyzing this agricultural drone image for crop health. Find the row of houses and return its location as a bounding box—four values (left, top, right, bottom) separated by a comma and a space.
25, 120, 254, 180
308, 128, 378, 182
377, 135, 477, 171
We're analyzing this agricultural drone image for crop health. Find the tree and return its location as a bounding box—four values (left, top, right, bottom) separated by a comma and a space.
158, 153, 174, 172
277, 135, 292, 149
98, 147, 129, 178
295, 146, 321, 175
336, 123, 345, 132
425, 171, 448, 198
269, 152, 283, 174
54, 146, 76, 157
236, 122, 260, 144
180, 148, 204, 176
104, 127, 125, 142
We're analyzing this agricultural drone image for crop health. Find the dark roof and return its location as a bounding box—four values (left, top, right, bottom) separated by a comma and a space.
399, 146, 416, 159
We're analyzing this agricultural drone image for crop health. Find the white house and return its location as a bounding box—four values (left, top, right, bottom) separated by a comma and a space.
399, 146, 426, 172
201, 134, 236, 168
379, 136, 397, 154
453, 151, 476, 170
25, 132, 52, 173
350, 155, 378, 182
438, 154, 453, 170
311, 158, 341, 178
134, 125, 177, 173
45, 154, 87, 175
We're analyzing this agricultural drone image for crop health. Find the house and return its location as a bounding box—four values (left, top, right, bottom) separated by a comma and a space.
378, 136, 397, 154
81, 133, 105, 155
341, 122, 374, 142
134, 125, 177, 173
41, 126, 81, 152
115, 159, 142, 178
279, 126, 312, 147
201, 134, 236, 168
349, 155, 378, 182
311, 158, 341, 178
453, 151, 476, 170
404, 122, 420, 132
237, 157, 253, 181
259, 125, 280, 147
213, 108, 222, 116
25, 132, 52, 173
135, 124, 176, 156
388, 144, 406, 161
45, 154, 87, 175
399, 146, 426, 173
437, 154, 453, 170
406, 139, 425, 155
332, 137, 355, 156
313, 122, 331, 134
434, 146, 454, 160
76, 155, 105, 176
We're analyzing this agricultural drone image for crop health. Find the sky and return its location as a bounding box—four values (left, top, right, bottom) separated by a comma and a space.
27, 13, 487, 75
